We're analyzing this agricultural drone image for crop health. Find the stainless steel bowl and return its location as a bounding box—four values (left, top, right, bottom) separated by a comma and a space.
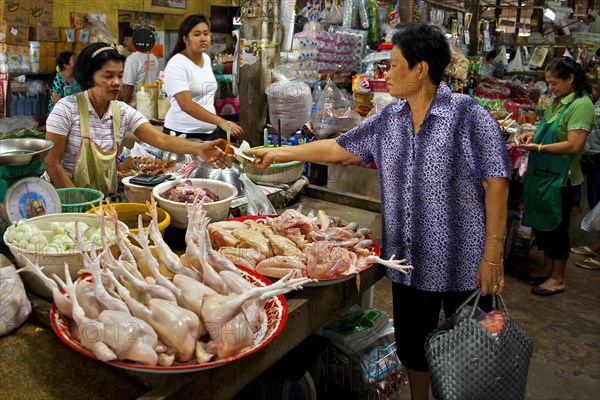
0, 138, 54, 166
187, 161, 245, 198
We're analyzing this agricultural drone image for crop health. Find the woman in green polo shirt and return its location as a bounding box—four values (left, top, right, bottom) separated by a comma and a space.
517, 56, 595, 296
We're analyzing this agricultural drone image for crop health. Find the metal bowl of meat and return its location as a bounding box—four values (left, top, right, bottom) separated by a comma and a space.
0, 138, 54, 166
152, 179, 238, 229
187, 161, 245, 199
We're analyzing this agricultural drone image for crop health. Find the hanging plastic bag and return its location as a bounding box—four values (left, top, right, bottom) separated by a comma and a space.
239, 173, 277, 216
365, 94, 397, 118
311, 78, 362, 139
0, 260, 32, 337
507, 46, 524, 72
265, 65, 312, 137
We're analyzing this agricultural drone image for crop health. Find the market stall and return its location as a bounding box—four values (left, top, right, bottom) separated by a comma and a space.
0, 196, 387, 400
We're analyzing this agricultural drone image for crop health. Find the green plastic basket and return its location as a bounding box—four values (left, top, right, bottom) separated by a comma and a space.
56, 188, 104, 213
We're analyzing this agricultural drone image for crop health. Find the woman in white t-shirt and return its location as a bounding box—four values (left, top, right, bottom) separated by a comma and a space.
164, 14, 243, 140
45, 42, 232, 196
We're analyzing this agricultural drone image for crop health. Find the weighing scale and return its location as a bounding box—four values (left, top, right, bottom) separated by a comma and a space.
0, 139, 60, 235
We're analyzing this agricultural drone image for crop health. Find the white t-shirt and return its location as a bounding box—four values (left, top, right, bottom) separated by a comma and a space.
164, 53, 217, 134
45, 91, 147, 178
123, 51, 159, 90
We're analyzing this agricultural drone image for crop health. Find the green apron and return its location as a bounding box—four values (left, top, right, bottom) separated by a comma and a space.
522, 103, 574, 231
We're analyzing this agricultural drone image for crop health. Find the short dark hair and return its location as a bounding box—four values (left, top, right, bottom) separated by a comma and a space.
392, 23, 451, 86
57, 52, 74, 71
124, 27, 134, 38
545, 56, 592, 98
167, 14, 210, 62
74, 43, 126, 90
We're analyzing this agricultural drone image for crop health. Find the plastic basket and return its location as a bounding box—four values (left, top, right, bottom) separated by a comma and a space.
56, 188, 104, 213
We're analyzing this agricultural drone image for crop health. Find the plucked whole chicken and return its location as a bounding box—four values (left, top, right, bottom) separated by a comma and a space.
27, 198, 312, 369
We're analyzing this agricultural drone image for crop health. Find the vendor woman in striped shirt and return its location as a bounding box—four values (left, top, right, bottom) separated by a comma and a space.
44, 42, 231, 196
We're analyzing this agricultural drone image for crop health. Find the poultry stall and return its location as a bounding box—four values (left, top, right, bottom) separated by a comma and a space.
0, 195, 391, 399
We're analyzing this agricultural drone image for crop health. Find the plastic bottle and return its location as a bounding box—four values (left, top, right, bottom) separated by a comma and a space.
24, 94, 33, 115
32, 94, 41, 115
16, 93, 26, 116
10, 93, 19, 116
311, 81, 322, 115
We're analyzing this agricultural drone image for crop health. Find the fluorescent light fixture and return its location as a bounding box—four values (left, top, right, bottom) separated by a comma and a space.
544, 8, 556, 21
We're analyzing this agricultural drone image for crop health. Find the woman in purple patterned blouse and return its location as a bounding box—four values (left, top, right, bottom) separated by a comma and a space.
246, 23, 510, 399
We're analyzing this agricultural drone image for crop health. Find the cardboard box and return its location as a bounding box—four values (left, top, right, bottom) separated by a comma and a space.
0, 43, 16, 53
38, 40, 49, 57
55, 41, 72, 54
24, 0, 53, 26
1, 0, 26, 23
45, 55, 55, 72
73, 41, 86, 54
46, 40, 55, 56
29, 26, 60, 42
0, 22, 28, 45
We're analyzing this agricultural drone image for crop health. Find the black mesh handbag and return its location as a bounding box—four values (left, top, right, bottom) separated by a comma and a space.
425, 289, 533, 400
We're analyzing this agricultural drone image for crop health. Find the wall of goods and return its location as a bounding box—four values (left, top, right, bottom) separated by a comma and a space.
2, 0, 599, 124
0, 0, 232, 119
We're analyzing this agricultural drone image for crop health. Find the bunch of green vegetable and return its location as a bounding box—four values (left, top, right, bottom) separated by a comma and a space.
5, 220, 117, 253
0, 129, 46, 140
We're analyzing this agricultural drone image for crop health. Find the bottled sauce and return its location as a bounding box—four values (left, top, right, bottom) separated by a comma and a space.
157, 82, 170, 120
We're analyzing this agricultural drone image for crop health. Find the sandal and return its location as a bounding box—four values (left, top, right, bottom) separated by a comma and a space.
570, 246, 598, 257
575, 258, 600, 270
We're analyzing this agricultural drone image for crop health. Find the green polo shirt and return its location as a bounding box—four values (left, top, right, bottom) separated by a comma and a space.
543, 92, 595, 185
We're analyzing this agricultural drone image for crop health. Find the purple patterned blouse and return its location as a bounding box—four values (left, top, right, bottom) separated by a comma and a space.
337, 84, 511, 292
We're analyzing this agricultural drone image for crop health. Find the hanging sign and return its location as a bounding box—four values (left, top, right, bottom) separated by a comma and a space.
151, 0, 186, 10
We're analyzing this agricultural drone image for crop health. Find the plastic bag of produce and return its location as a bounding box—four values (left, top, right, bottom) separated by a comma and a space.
0, 258, 32, 337
265, 66, 312, 137
0, 116, 40, 138
312, 79, 362, 139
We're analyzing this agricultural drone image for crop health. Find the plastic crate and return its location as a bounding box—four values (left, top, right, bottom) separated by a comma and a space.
56, 188, 104, 213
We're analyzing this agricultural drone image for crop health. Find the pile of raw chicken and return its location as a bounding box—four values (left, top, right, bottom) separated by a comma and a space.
209, 209, 411, 280
22, 199, 411, 368
22, 198, 314, 367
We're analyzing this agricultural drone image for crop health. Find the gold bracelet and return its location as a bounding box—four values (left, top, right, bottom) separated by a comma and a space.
484, 258, 503, 266
485, 233, 504, 241
537, 143, 543, 153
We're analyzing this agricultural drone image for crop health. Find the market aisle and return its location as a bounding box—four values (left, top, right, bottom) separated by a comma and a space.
371, 201, 600, 400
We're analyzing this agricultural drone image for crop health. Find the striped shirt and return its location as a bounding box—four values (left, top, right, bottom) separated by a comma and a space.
46, 91, 147, 178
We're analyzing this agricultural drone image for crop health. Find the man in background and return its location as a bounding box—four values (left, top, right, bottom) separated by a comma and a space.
122, 27, 159, 106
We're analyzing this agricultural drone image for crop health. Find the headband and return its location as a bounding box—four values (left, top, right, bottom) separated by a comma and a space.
91, 43, 123, 58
